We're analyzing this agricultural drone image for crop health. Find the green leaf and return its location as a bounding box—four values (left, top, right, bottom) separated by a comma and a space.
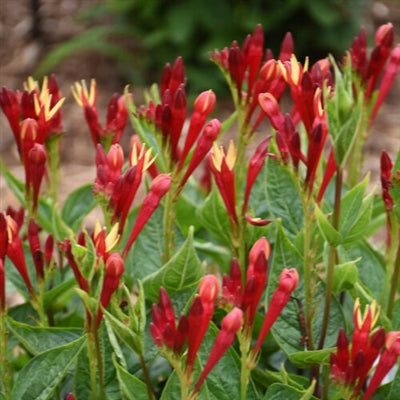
160, 324, 260, 400
6, 317, 83, 355
338, 175, 369, 240
251, 158, 303, 239
0, 157, 25, 204
269, 223, 346, 354
11, 336, 86, 400
103, 308, 143, 355
332, 260, 359, 294
263, 383, 318, 400
315, 205, 341, 246
196, 186, 232, 245
42, 278, 76, 309
61, 184, 97, 232
122, 207, 165, 286
345, 239, 386, 300
289, 348, 334, 368
113, 357, 149, 400
142, 226, 203, 304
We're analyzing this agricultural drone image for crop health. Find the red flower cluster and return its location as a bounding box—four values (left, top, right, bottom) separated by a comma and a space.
0, 76, 64, 211
150, 237, 299, 394
150, 275, 242, 393
221, 237, 299, 357
330, 299, 400, 399
136, 57, 221, 193
210, 24, 291, 135
348, 23, 400, 123
72, 79, 130, 147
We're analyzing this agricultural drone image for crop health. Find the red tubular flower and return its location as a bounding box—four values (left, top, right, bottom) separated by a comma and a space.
186, 290, 217, 377
193, 307, 243, 394
59, 239, 88, 292
242, 238, 270, 327
150, 287, 188, 353
28, 219, 44, 280
0, 213, 8, 261
222, 259, 243, 307
330, 328, 350, 384
243, 137, 271, 213
370, 44, 400, 124
365, 23, 394, 100
317, 148, 337, 203
0, 260, 5, 313
178, 90, 216, 168
123, 174, 172, 257
6, 216, 34, 294
0, 87, 21, 149
252, 268, 299, 356
209, 141, 238, 225
199, 274, 220, 304
97, 253, 124, 325
178, 118, 221, 189
380, 151, 394, 211
29, 143, 47, 211
363, 331, 400, 400
44, 234, 54, 266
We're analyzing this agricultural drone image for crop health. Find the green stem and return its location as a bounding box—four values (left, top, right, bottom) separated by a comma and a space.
318, 168, 342, 350
87, 329, 99, 400
93, 326, 105, 400
387, 225, 400, 318
163, 187, 176, 262
303, 201, 316, 351
0, 311, 12, 399
45, 134, 62, 205
139, 354, 154, 400
239, 330, 252, 400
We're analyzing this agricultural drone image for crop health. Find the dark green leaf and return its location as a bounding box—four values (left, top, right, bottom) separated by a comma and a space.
61, 184, 97, 232
11, 336, 86, 400
196, 186, 232, 245
263, 383, 318, 400
6, 317, 83, 355
113, 358, 148, 400
315, 205, 341, 246
142, 226, 203, 304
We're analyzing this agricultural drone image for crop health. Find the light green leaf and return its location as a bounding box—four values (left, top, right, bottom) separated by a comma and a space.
11, 336, 86, 400
61, 184, 97, 232
332, 260, 359, 294
315, 205, 341, 246
289, 348, 334, 368
263, 383, 318, 400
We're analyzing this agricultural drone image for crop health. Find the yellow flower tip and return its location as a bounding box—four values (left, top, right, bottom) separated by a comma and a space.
290, 56, 301, 86
94, 220, 102, 238
106, 223, 120, 252
277, 60, 287, 81
71, 79, 97, 107
211, 142, 223, 172
24, 76, 38, 92
314, 88, 324, 117
304, 56, 309, 73
354, 298, 381, 330
226, 140, 237, 170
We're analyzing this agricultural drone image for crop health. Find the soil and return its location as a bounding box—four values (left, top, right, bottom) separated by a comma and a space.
1, 0, 399, 215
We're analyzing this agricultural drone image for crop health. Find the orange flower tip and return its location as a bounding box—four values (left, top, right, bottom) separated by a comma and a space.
194, 90, 216, 115
221, 307, 243, 333
385, 331, 400, 354
199, 275, 220, 303
375, 23, 393, 44
20, 118, 38, 141
278, 268, 299, 292
151, 174, 172, 196
249, 237, 271, 263
105, 253, 124, 279
245, 215, 272, 227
